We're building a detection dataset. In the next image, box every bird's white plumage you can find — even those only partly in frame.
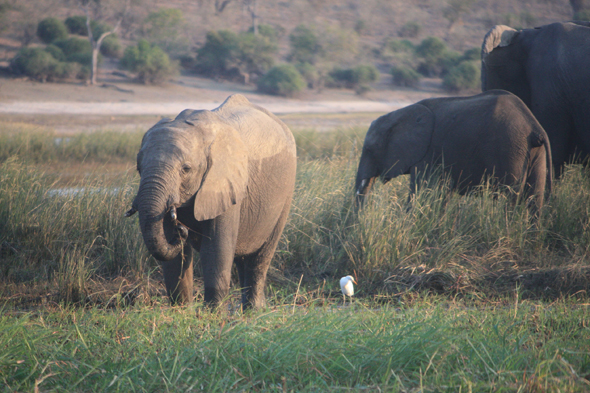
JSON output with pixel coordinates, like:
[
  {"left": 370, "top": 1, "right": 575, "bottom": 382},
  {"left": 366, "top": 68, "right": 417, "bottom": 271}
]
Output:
[{"left": 340, "top": 275, "right": 356, "bottom": 297}]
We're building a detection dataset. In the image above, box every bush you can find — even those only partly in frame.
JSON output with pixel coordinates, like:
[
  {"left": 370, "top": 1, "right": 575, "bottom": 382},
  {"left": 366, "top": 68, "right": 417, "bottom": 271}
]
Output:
[
  {"left": 249, "top": 24, "right": 284, "bottom": 43},
  {"left": 295, "top": 62, "right": 319, "bottom": 88},
  {"left": 442, "top": 61, "right": 481, "bottom": 92},
  {"left": 391, "top": 66, "right": 421, "bottom": 87},
  {"left": 327, "top": 64, "right": 379, "bottom": 89},
  {"left": 120, "top": 39, "right": 177, "bottom": 84},
  {"left": 399, "top": 21, "right": 421, "bottom": 38},
  {"left": 461, "top": 47, "right": 480, "bottom": 62},
  {"left": 194, "top": 30, "right": 240, "bottom": 77},
  {"left": 574, "top": 10, "right": 590, "bottom": 21},
  {"left": 142, "top": 8, "right": 189, "bottom": 56},
  {"left": 100, "top": 35, "right": 122, "bottom": 58},
  {"left": 415, "top": 36, "right": 446, "bottom": 61},
  {"left": 44, "top": 44, "right": 66, "bottom": 62},
  {"left": 257, "top": 64, "right": 305, "bottom": 97},
  {"left": 194, "top": 30, "right": 277, "bottom": 81},
  {"left": 65, "top": 15, "right": 87, "bottom": 35},
  {"left": 53, "top": 37, "right": 92, "bottom": 57},
  {"left": 12, "top": 47, "right": 59, "bottom": 82},
  {"left": 289, "top": 25, "right": 321, "bottom": 64},
  {"left": 37, "top": 18, "right": 68, "bottom": 44}
]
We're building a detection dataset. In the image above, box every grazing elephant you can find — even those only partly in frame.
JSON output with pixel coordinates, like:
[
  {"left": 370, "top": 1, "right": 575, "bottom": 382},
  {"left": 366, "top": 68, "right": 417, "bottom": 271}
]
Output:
[
  {"left": 126, "top": 94, "right": 297, "bottom": 309},
  {"left": 481, "top": 21, "right": 590, "bottom": 173},
  {"left": 355, "top": 90, "right": 552, "bottom": 211}
]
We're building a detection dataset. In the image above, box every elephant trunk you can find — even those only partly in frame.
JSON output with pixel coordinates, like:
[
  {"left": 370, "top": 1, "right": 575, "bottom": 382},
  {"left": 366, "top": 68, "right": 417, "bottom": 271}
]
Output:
[
  {"left": 355, "top": 154, "right": 379, "bottom": 208},
  {"left": 137, "top": 176, "right": 184, "bottom": 262}
]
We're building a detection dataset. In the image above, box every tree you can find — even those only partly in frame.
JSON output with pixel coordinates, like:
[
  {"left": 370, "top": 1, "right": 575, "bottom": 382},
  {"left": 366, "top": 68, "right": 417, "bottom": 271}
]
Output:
[
  {"left": 73, "top": 0, "right": 131, "bottom": 85},
  {"left": 571, "top": 0, "right": 590, "bottom": 19},
  {"left": 142, "top": 8, "right": 189, "bottom": 56},
  {"left": 212, "top": 0, "right": 259, "bottom": 35}
]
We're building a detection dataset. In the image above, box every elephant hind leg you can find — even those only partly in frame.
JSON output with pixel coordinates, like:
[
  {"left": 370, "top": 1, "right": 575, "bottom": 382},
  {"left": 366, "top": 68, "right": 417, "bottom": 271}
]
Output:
[
  {"left": 161, "top": 242, "right": 194, "bottom": 305},
  {"left": 238, "top": 199, "right": 292, "bottom": 310}
]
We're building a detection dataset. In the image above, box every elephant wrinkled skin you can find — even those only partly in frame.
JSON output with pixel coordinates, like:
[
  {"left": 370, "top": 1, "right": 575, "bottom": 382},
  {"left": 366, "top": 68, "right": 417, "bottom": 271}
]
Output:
[
  {"left": 481, "top": 21, "right": 590, "bottom": 173},
  {"left": 355, "top": 90, "right": 552, "bottom": 212},
  {"left": 129, "top": 94, "right": 296, "bottom": 309}
]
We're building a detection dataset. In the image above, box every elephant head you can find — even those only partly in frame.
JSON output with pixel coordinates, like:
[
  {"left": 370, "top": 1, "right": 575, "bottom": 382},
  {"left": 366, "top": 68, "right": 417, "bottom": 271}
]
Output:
[
  {"left": 480, "top": 25, "right": 532, "bottom": 105},
  {"left": 355, "top": 104, "right": 435, "bottom": 204},
  {"left": 133, "top": 109, "right": 248, "bottom": 262}
]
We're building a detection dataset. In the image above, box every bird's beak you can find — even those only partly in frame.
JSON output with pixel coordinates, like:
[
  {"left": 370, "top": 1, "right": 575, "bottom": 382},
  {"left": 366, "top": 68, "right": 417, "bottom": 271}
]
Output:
[{"left": 352, "top": 279, "right": 357, "bottom": 284}]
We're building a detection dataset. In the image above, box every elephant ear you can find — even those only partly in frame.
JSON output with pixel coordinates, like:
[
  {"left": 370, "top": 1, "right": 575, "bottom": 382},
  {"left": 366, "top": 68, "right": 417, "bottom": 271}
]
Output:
[
  {"left": 193, "top": 126, "right": 249, "bottom": 221},
  {"left": 376, "top": 104, "right": 435, "bottom": 179},
  {"left": 481, "top": 25, "right": 518, "bottom": 59}
]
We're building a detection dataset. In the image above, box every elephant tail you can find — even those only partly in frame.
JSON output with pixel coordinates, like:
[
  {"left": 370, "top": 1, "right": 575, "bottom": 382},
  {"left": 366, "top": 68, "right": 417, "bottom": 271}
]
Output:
[{"left": 528, "top": 130, "right": 552, "bottom": 202}]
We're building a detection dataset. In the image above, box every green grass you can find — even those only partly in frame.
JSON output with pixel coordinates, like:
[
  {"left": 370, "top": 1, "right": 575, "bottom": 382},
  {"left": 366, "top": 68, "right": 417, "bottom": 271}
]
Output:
[
  {"left": 1, "top": 298, "right": 589, "bottom": 391},
  {"left": 1, "top": 120, "right": 590, "bottom": 390}
]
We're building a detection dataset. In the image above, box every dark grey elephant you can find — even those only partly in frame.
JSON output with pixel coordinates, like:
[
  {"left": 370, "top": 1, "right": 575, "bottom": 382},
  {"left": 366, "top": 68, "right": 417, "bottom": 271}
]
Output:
[
  {"left": 481, "top": 21, "right": 590, "bottom": 173},
  {"left": 126, "top": 94, "right": 297, "bottom": 309},
  {"left": 355, "top": 90, "right": 552, "bottom": 211}
]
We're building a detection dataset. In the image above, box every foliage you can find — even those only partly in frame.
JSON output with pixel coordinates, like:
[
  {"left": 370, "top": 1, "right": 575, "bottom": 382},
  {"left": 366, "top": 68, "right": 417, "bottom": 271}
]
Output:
[
  {"left": 194, "top": 30, "right": 277, "bottom": 80},
  {"left": 442, "top": 60, "right": 481, "bottom": 91},
  {"left": 295, "top": 62, "right": 319, "bottom": 88},
  {"left": 100, "top": 35, "right": 122, "bottom": 58},
  {"left": 574, "top": 9, "right": 590, "bottom": 21},
  {"left": 120, "top": 39, "right": 178, "bottom": 84},
  {"left": 399, "top": 21, "right": 421, "bottom": 38},
  {"left": 2, "top": 299, "right": 589, "bottom": 391},
  {"left": 289, "top": 24, "right": 321, "bottom": 64},
  {"left": 391, "top": 66, "right": 421, "bottom": 87},
  {"left": 327, "top": 64, "right": 379, "bottom": 89},
  {"left": 257, "top": 64, "right": 305, "bottom": 97},
  {"left": 53, "top": 37, "right": 92, "bottom": 57},
  {"left": 249, "top": 24, "right": 284, "bottom": 43},
  {"left": 44, "top": 44, "right": 66, "bottom": 62},
  {"left": 36, "top": 17, "right": 68, "bottom": 44},
  {"left": 64, "top": 15, "right": 87, "bottom": 35},
  {"left": 443, "top": 0, "right": 476, "bottom": 27},
  {"left": 142, "top": 8, "right": 189, "bottom": 56}
]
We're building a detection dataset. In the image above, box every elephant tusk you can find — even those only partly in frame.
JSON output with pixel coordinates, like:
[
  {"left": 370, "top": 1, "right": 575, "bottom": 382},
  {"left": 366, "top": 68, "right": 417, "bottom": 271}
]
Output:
[
  {"left": 356, "top": 179, "right": 367, "bottom": 195},
  {"left": 125, "top": 207, "right": 137, "bottom": 217},
  {"left": 170, "top": 206, "right": 177, "bottom": 221}
]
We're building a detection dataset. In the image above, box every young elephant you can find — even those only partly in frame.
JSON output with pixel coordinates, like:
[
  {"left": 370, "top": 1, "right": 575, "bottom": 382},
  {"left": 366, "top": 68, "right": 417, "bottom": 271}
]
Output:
[
  {"left": 355, "top": 90, "right": 552, "bottom": 211},
  {"left": 126, "top": 94, "right": 297, "bottom": 309}
]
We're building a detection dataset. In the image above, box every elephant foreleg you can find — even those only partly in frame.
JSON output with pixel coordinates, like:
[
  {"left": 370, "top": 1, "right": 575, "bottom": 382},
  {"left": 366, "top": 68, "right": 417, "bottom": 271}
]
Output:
[
  {"left": 161, "top": 242, "right": 194, "bottom": 305},
  {"left": 238, "top": 199, "right": 292, "bottom": 310},
  {"left": 200, "top": 205, "right": 241, "bottom": 307}
]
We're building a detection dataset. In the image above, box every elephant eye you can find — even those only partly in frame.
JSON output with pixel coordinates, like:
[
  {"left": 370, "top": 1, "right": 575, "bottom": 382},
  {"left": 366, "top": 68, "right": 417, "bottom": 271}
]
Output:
[{"left": 182, "top": 163, "right": 192, "bottom": 173}]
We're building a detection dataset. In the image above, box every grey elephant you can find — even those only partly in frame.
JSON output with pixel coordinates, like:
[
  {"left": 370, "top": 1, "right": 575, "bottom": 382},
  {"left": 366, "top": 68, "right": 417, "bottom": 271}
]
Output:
[
  {"left": 126, "top": 94, "right": 297, "bottom": 308},
  {"left": 355, "top": 90, "right": 552, "bottom": 211},
  {"left": 481, "top": 21, "right": 590, "bottom": 174}
]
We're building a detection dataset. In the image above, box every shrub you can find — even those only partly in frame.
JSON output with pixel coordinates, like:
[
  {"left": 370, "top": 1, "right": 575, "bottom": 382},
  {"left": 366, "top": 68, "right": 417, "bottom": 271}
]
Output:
[
  {"left": 415, "top": 36, "right": 446, "bottom": 61},
  {"left": 11, "top": 47, "right": 59, "bottom": 82},
  {"left": 391, "top": 66, "right": 421, "bottom": 87},
  {"left": 194, "top": 30, "right": 277, "bottom": 81},
  {"left": 36, "top": 17, "right": 68, "bottom": 44},
  {"left": 194, "top": 30, "right": 240, "bottom": 77},
  {"left": 248, "top": 24, "right": 284, "bottom": 43},
  {"left": 295, "top": 62, "right": 319, "bottom": 88},
  {"left": 461, "top": 47, "right": 480, "bottom": 62},
  {"left": 120, "top": 39, "right": 177, "bottom": 84},
  {"left": 44, "top": 44, "right": 66, "bottom": 62},
  {"left": 100, "top": 35, "right": 122, "bottom": 58},
  {"left": 289, "top": 25, "right": 321, "bottom": 64},
  {"left": 442, "top": 61, "right": 481, "bottom": 91},
  {"left": 328, "top": 64, "right": 379, "bottom": 89},
  {"left": 142, "top": 8, "right": 189, "bottom": 56},
  {"left": 257, "top": 64, "right": 305, "bottom": 97},
  {"left": 575, "top": 10, "right": 590, "bottom": 21},
  {"left": 53, "top": 37, "right": 92, "bottom": 57},
  {"left": 399, "top": 21, "right": 421, "bottom": 38},
  {"left": 65, "top": 15, "right": 87, "bottom": 35}
]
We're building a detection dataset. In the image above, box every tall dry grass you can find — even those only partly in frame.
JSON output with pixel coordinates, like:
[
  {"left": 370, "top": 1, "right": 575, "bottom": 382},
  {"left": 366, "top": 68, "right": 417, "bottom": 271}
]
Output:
[{"left": 1, "top": 124, "right": 589, "bottom": 303}]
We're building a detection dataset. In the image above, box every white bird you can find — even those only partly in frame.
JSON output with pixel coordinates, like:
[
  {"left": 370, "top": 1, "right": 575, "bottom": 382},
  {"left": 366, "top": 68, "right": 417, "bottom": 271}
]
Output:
[{"left": 340, "top": 275, "right": 357, "bottom": 305}]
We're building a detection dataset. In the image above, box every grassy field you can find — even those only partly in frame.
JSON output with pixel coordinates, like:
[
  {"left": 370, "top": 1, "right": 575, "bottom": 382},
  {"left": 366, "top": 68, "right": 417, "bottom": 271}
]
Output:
[{"left": 1, "top": 117, "right": 589, "bottom": 390}]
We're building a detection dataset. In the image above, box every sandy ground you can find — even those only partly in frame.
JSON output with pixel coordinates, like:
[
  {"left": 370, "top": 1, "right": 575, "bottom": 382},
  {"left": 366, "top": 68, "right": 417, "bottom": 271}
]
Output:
[{"left": 0, "top": 67, "right": 448, "bottom": 132}]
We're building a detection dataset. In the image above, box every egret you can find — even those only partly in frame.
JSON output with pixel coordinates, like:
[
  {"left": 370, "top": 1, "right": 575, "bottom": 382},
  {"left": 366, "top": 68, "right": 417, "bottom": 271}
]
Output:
[{"left": 340, "top": 275, "right": 357, "bottom": 305}]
